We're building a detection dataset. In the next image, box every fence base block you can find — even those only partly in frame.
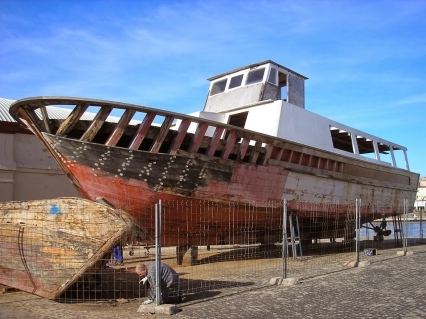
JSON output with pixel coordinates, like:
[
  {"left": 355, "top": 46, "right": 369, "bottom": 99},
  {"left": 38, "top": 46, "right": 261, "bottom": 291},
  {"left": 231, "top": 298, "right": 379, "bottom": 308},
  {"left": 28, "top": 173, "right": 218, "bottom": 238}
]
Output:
[
  {"left": 358, "top": 261, "right": 371, "bottom": 267},
  {"left": 137, "top": 303, "right": 179, "bottom": 315},
  {"left": 280, "top": 278, "right": 298, "bottom": 286}
]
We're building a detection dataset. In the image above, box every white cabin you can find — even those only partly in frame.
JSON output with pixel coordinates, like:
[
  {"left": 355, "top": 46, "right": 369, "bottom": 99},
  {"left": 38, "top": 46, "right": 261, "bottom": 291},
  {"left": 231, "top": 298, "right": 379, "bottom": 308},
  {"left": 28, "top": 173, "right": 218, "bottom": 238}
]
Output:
[{"left": 183, "top": 60, "right": 410, "bottom": 171}]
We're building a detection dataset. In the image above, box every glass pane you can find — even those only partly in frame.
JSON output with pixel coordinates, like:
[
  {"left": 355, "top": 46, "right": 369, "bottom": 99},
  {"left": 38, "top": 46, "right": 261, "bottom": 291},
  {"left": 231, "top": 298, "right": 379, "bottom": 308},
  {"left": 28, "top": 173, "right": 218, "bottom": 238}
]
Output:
[
  {"left": 245, "top": 68, "right": 265, "bottom": 85},
  {"left": 229, "top": 74, "right": 243, "bottom": 89},
  {"left": 268, "top": 68, "right": 278, "bottom": 85},
  {"left": 210, "top": 79, "right": 228, "bottom": 96}
]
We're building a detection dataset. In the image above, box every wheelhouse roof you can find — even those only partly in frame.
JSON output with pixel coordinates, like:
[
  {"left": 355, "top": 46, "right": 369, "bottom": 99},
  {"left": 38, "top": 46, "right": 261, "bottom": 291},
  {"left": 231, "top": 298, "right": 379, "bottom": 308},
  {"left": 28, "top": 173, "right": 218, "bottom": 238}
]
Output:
[{"left": 207, "top": 60, "right": 308, "bottom": 81}]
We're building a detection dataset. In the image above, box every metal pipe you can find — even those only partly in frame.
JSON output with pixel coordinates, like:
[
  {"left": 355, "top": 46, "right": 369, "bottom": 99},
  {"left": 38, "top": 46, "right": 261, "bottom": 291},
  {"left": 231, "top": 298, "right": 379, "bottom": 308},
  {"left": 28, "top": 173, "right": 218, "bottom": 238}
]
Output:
[
  {"left": 403, "top": 199, "right": 408, "bottom": 254},
  {"left": 282, "top": 199, "right": 288, "bottom": 279},
  {"left": 155, "top": 200, "right": 162, "bottom": 305},
  {"left": 355, "top": 198, "right": 360, "bottom": 263}
]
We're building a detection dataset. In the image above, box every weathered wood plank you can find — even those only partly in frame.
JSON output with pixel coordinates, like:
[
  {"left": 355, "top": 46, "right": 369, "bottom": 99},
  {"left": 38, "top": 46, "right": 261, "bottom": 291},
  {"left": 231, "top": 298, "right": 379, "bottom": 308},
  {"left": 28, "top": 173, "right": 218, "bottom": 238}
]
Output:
[
  {"left": 129, "top": 112, "right": 156, "bottom": 150},
  {"left": 206, "top": 126, "right": 225, "bottom": 157},
  {"left": 188, "top": 123, "right": 209, "bottom": 153},
  {"left": 40, "top": 104, "right": 51, "bottom": 134},
  {"left": 169, "top": 119, "right": 191, "bottom": 155},
  {"left": 55, "top": 102, "right": 90, "bottom": 136},
  {"left": 150, "top": 116, "right": 174, "bottom": 153},
  {"left": 105, "top": 109, "right": 137, "bottom": 146},
  {"left": 221, "top": 130, "right": 237, "bottom": 159},
  {"left": 80, "top": 106, "right": 113, "bottom": 142},
  {"left": 249, "top": 141, "right": 262, "bottom": 164}
]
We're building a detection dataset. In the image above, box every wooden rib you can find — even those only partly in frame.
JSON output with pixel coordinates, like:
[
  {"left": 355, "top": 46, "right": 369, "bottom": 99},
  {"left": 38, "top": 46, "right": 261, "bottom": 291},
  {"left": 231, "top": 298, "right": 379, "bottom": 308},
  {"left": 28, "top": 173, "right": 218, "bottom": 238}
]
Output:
[
  {"left": 80, "top": 106, "right": 113, "bottom": 142},
  {"left": 235, "top": 138, "right": 250, "bottom": 161},
  {"left": 188, "top": 123, "right": 208, "bottom": 153},
  {"left": 221, "top": 130, "right": 237, "bottom": 159},
  {"left": 150, "top": 116, "right": 174, "bottom": 153},
  {"left": 262, "top": 144, "right": 274, "bottom": 166},
  {"left": 275, "top": 147, "right": 284, "bottom": 161},
  {"left": 21, "top": 108, "right": 44, "bottom": 132},
  {"left": 169, "top": 119, "right": 191, "bottom": 155},
  {"left": 129, "top": 112, "right": 156, "bottom": 150},
  {"left": 249, "top": 141, "right": 262, "bottom": 164},
  {"left": 206, "top": 126, "right": 225, "bottom": 157},
  {"left": 55, "top": 102, "right": 90, "bottom": 136},
  {"left": 39, "top": 104, "right": 51, "bottom": 134},
  {"left": 105, "top": 109, "right": 136, "bottom": 147}
]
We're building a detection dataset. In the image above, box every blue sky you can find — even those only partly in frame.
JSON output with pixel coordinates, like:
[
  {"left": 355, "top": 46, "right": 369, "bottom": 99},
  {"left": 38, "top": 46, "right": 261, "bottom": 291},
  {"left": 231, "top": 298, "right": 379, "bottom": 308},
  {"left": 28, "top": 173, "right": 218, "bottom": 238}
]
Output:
[{"left": 1, "top": 0, "right": 425, "bottom": 178}]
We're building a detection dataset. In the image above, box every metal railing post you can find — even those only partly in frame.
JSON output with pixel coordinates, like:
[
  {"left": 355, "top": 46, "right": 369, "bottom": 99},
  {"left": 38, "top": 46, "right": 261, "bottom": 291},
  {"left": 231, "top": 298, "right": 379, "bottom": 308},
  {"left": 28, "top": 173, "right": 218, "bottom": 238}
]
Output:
[
  {"left": 355, "top": 198, "right": 361, "bottom": 263},
  {"left": 282, "top": 199, "right": 288, "bottom": 279},
  {"left": 155, "top": 200, "right": 162, "bottom": 305},
  {"left": 403, "top": 199, "right": 408, "bottom": 254}
]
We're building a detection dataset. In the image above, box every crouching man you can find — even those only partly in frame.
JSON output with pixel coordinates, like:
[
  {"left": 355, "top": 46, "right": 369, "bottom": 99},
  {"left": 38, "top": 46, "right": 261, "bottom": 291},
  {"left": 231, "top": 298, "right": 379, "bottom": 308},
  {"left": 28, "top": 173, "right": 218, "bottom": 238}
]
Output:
[{"left": 135, "top": 262, "right": 180, "bottom": 305}]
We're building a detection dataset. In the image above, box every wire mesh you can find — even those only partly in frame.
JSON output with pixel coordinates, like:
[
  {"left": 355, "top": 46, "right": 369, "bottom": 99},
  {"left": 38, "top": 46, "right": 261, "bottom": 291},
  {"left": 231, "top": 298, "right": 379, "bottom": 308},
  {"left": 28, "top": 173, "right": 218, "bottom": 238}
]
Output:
[{"left": 1, "top": 198, "right": 425, "bottom": 304}]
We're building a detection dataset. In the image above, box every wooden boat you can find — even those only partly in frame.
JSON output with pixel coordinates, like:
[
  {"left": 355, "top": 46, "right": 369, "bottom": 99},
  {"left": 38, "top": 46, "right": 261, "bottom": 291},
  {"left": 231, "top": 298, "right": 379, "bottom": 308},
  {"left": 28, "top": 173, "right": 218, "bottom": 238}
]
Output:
[
  {"left": 8, "top": 60, "right": 419, "bottom": 250},
  {"left": 0, "top": 197, "right": 148, "bottom": 299}
]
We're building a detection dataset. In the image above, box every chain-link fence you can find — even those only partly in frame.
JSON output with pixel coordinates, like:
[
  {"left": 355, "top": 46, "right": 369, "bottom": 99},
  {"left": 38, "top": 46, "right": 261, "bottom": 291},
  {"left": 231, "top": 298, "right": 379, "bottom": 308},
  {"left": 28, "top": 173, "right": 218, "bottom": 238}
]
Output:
[{"left": 1, "top": 198, "right": 425, "bottom": 304}]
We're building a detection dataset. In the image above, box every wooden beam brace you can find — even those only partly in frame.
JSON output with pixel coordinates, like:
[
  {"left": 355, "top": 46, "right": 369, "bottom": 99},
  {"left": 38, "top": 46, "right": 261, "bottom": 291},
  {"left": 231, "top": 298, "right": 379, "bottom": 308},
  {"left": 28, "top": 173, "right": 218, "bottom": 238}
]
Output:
[
  {"left": 236, "top": 138, "right": 250, "bottom": 161},
  {"left": 169, "top": 119, "right": 191, "bottom": 155},
  {"left": 55, "top": 102, "right": 90, "bottom": 136},
  {"left": 188, "top": 123, "right": 208, "bottom": 153},
  {"left": 40, "top": 104, "right": 51, "bottom": 134},
  {"left": 105, "top": 109, "right": 136, "bottom": 147},
  {"left": 249, "top": 141, "right": 262, "bottom": 164},
  {"left": 129, "top": 112, "right": 156, "bottom": 150},
  {"left": 221, "top": 130, "right": 237, "bottom": 159},
  {"left": 150, "top": 115, "right": 174, "bottom": 153},
  {"left": 80, "top": 106, "right": 113, "bottom": 142},
  {"left": 206, "top": 126, "right": 225, "bottom": 157},
  {"left": 262, "top": 144, "right": 273, "bottom": 166}
]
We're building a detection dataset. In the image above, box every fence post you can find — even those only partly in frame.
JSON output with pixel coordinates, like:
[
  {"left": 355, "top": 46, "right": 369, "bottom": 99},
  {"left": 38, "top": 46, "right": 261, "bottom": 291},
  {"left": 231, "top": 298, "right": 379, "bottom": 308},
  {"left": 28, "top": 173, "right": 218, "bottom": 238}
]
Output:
[
  {"left": 355, "top": 198, "right": 361, "bottom": 263},
  {"left": 155, "top": 200, "right": 162, "bottom": 305},
  {"left": 420, "top": 206, "right": 424, "bottom": 240},
  {"left": 403, "top": 199, "right": 408, "bottom": 254},
  {"left": 282, "top": 199, "right": 288, "bottom": 279}
]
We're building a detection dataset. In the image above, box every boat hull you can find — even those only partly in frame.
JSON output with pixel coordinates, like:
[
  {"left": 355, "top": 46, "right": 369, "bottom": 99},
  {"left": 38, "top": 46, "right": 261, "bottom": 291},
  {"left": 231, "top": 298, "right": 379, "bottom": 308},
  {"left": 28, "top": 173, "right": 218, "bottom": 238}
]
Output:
[
  {"left": 43, "top": 134, "right": 415, "bottom": 246},
  {"left": 0, "top": 197, "right": 145, "bottom": 299}
]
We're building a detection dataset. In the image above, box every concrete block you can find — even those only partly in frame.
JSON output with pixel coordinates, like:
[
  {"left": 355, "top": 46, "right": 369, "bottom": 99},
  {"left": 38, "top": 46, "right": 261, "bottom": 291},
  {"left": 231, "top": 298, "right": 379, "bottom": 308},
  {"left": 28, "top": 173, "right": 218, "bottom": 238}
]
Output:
[
  {"left": 137, "top": 303, "right": 179, "bottom": 315},
  {"left": 281, "top": 278, "right": 298, "bottom": 286},
  {"left": 406, "top": 251, "right": 414, "bottom": 256},
  {"left": 269, "top": 277, "right": 282, "bottom": 285},
  {"left": 396, "top": 251, "right": 406, "bottom": 256},
  {"left": 358, "top": 261, "right": 370, "bottom": 267},
  {"left": 343, "top": 260, "right": 358, "bottom": 268}
]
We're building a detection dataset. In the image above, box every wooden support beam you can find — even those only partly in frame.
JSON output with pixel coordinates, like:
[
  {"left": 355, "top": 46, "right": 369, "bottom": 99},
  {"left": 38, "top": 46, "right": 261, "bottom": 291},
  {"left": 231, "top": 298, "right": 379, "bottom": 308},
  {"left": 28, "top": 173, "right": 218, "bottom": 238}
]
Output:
[
  {"left": 206, "top": 126, "right": 225, "bottom": 157},
  {"left": 105, "top": 109, "right": 136, "bottom": 146},
  {"left": 150, "top": 116, "right": 174, "bottom": 153},
  {"left": 40, "top": 104, "right": 51, "bottom": 134},
  {"left": 21, "top": 109, "right": 43, "bottom": 132},
  {"left": 55, "top": 102, "right": 90, "bottom": 136},
  {"left": 169, "top": 119, "right": 191, "bottom": 155},
  {"left": 129, "top": 112, "right": 156, "bottom": 150},
  {"left": 236, "top": 138, "right": 250, "bottom": 161},
  {"left": 262, "top": 144, "right": 273, "bottom": 166},
  {"left": 275, "top": 147, "right": 284, "bottom": 161},
  {"left": 80, "top": 106, "right": 113, "bottom": 142},
  {"left": 221, "top": 130, "right": 237, "bottom": 159},
  {"left": 188, "top": 123, "right": 208, "bottom": 153},
  {"left": 249, "top": 141, "right": 262, "bottom": 164}
]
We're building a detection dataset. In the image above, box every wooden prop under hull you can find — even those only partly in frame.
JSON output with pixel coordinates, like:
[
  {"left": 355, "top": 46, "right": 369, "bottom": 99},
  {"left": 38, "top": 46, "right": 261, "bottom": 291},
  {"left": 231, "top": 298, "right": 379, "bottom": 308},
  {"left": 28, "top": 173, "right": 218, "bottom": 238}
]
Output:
[{"left": 0, "top": 197, "right": 147, "bottom": 299}]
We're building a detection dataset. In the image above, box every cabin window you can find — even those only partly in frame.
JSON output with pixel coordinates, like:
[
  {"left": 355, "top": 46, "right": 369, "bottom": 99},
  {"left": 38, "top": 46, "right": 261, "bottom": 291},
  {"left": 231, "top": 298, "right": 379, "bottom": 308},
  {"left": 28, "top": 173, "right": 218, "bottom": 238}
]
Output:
[
  {"left": 245, "top": 68, "right": 265, "bottom": 85},
  {"left": 268, "top": 68, "right": 278, "bottom": 85},
  {"left": 330, "top": 126, "right": 354, "bottom": 153},
  {"left": 356, "top": 135, "right": 376, "bottom": 159},
  {"left": 228, "top": 112, "right": 248, "bottom": 128},
  {"left": 210, "top": 79, "right": 228, "bottom": 96},
  {"left": 229, "top": 74, "right": 244, "bottom": 89}
]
